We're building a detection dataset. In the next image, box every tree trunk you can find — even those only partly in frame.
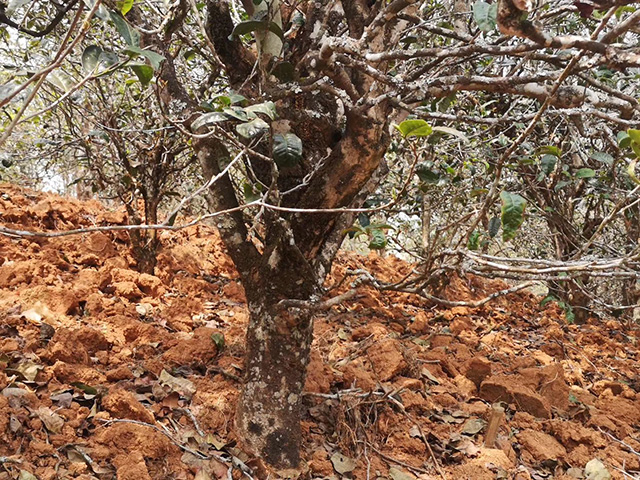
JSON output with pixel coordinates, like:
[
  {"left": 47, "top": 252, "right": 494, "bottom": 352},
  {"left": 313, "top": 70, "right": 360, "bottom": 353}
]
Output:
[
  {"left": 131, "top": 237, "right": 159, "bottom": 274},
  {"left": 236, "top": 296, "right": 314, "bottom": 475}
]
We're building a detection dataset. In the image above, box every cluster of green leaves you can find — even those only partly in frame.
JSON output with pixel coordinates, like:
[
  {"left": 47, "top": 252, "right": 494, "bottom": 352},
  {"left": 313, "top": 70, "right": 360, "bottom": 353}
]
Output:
[
  {"left": 619, "top": 129, "right": 640, "bottom": 184},
  {"left": 344, "top": 221, "right": 394, "bottom": 250},
  {"left": 230, "top": 9, "right": 284, "bottom": 42},
  {"left": 81, "top": 6, "right": 165, "bottom": 87},
  {"left": 194, "top": 96, "right": 303, "bottom": 169},
  {"left": 540, "top": 294, "right": 576, "bottom": 323}
]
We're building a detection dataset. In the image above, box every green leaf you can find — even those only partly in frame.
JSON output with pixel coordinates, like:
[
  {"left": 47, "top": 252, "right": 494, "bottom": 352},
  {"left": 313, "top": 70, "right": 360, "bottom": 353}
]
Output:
[
  {"left": 539, "top": 294, "right": 556, "bottom": 307},
  {"left": 628, "top": 158, "right": 640, "bottom": 185},
  {"left": 500, "top": 191, "right": 527, "bottom": 242},
  {"left": 123, "top": 46, "right": 165, "bottom": 70},
  {"left": 473, "top": 1, "right": 497, "bottom": 31},
  {"left": 488, "top": 216, "right": 500, "bottom": 238},
  {"left": 227, "top": 93, "right": 246, "bottom": 105},
  {"left": 230, "top": 19, "right": 268, "bottom": 38},
  {"left": 470, "top": 188, "right": 489, "bottom": 197},
  {"left": 575, "top": 168, "right": 596, "bottom": 179},
  {"left": 394, "top": 119, "right": 433, "bottom": 138},
  {"left": 560, "top": 301, "right": 575, "bottom": 323},
  {"left": 618, "top": 131, "right": 631, "bottom": 149},
  {"left": 47, "top": 71, "right": 74, "bottom": 91},
  {"left": 268, "top": 21, "right": 284, "bottom": 40},
  {"left": 367, "top": 223, "right": 394, "bottom": 230},
  {"left": 590, "top": 152, "right": 613, "bottom": 166},
  {"left": 222, "top": 106, "right": 249, "bottom": 121},
  {"left": 468, "top": 231, "right": 481, "bottom": 250},
  {"left": 166, "top": 211, "right": 178, "bottom": 227},
  {"left": 416, "top": 163, "right": 440, "bottom": 183},
  {"left": 129, "top": 63, "right": 153, "bottom": 87},
  {"left": 273, "top": 133, "right": 303, "bottom": 168},
  {"left": 236, "top": 118, "right": 269, "bottom": 139},
  {"left": 109, "top": 11, "right": 140, "bottom": 46},
  {"left": 117, "top": 0, "right": 134, "bottom": 15},
  {"left": 538, "top": 145, "right": 562, "bottom": 157},
  {"left": 81, "top": 45, "right": 103, "bottom": 73},
  {"left": 243, "top": 183, "right": 260, "bottom": 202},
  {"left": 98, "top": 51, "right": 120, "bottom": 69},
  {"left": 540, "top": 154, "right": 556, "bottom": 176},
  {"left": 211, "top": 333, "right": 225, "bottom": 350},
  {"left": 632, "top": 141, "right": 640, "bottom": 159},
  {"left": 70, "top": 382, "right": 98, "bottom": 395},
  {"left": 431, "top": 126, "right": 469, "bottom": 142},
  {"left": 343, "top": 225, "right": 365, "bottom": 239},
  {"left": 192, "top": 112, "right": 231, "bottom": 130},
  {"left": 245, "top": 101, "right": 277, "bottom": 120},
  {"left": 627, "top": 129, "right": 640, "bottom": 144},
  {"left": 368, "top": 228, "right": 387, "bottom": 250}
]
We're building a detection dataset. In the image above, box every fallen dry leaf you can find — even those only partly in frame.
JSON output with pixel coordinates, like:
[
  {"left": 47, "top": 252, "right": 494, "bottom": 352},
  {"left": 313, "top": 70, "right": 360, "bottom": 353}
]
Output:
[
  {"left": 584, "top": 459, "right": 610, "bottom": 480},
  {"left": 36, "top": 407, "right": 64, "bottom": 434},
  {"left": 330, "top": 452, "right": 357, "bottom": 474}
]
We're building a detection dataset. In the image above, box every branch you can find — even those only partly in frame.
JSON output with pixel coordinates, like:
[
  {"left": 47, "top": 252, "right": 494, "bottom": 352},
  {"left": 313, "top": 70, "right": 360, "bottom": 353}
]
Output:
[
  {"left": 0, "top": 0, "right": 79, "bottom": 37},
  {"left": 420, "top": 281, "right": 536, "bottom": 308},
  {"left": 277, "top": 288, "right": 360, "bottom": 311}
]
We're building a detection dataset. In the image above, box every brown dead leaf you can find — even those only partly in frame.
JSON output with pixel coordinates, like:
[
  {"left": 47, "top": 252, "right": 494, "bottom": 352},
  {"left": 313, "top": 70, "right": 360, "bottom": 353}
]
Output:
[
  {"left": 159, "top": 369, "right": 196, "bottom": 400},
  {"left": 15, "top": 360, "right": 43, "bottom": 381},
  {"left": 462, "top": 418, "right": 486, "bottom": 435},
  {"left": 330, "top": 452, "right": 357, "bottom": 474},
  {"left": 389, "top": 467, "right": 417, "bottom": 480},
  {"left": 36, "top": 406, "right": 64, "bottom": 433},
  {"left": 584, "top": 459, "right": 610, "bottom": 480},
  {"left": 18, "top": 471, "right": 38, "bottom": 480}
]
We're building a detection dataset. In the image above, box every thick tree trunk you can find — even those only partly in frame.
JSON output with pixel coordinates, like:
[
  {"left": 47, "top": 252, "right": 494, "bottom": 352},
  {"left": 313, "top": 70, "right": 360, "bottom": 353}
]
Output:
[{"left": 236, "top": 297, "right": 314, "bottom": 475}]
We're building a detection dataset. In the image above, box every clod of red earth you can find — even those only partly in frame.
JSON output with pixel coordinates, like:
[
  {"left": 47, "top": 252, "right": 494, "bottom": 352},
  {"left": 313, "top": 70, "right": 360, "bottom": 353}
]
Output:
[
  {"left": 480, "top": 375, "right": 552, "bottom": 418},
  {"left": 102, "top": 388, "right": 156, "bottom": 423},
  {"left": 4, "top": 183, "right": 640, "bottom": 479},
  {"left": 367, "top": 337, "right": 408, "bottom": 381},
  {"left": 517, "top": 429, "right": 567, "bottom": 463},
  {"left": 463, "top": 356, "right": 493, "bottom": 389}
]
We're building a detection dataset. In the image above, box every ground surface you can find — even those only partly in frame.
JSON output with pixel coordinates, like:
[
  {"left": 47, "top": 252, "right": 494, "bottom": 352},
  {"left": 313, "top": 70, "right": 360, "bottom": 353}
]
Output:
[{"left": 1, "top": 183, "right": 640, "bottom": 480}]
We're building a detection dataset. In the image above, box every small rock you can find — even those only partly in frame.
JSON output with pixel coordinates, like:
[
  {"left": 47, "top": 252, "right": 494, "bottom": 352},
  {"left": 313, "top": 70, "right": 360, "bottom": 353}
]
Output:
[{"left": 112, "top": 451, "right": 152, "bottom": 480}]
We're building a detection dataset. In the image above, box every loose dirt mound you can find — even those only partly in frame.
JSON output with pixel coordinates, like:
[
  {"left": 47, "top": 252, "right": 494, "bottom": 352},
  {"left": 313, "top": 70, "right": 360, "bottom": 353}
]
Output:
[{"left": 1, "top": 182, "right": 640, "bottom": 480}]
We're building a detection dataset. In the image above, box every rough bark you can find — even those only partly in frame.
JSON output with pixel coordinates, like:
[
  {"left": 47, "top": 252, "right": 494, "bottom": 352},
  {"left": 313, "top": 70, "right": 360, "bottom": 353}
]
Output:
[{"left": 236, "top": 292, "right": 316, "bottom": 476}]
